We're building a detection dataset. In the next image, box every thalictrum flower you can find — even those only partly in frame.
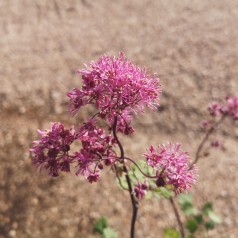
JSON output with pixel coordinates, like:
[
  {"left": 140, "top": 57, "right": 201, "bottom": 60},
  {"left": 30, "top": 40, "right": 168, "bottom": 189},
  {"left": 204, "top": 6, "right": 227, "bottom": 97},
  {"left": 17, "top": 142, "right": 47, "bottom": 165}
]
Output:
[
  {"left": 67, "top": 53, "right": 161, "bottom": 120},
  {"left": 144, "top": 143, "right": 197, "bottom": 194},
  {"left": 30, "top": 122, "right": 76, "bottom": 177}
]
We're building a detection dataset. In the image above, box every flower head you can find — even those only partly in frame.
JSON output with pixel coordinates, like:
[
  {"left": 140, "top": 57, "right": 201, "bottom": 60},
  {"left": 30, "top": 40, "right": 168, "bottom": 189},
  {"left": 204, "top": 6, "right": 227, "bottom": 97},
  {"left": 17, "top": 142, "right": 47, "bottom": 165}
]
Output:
[
  {"left": 67, "top": 53, "right": 161, "bottom": 118},
  {"left": 75, "top": 119, "right": 117, "bottom": 182},
  {"left": 30, "top": 122, "right": 76, "bottom": 177},
  {"left": 144, "top": 143, "right": 197, "bottom": 194}
]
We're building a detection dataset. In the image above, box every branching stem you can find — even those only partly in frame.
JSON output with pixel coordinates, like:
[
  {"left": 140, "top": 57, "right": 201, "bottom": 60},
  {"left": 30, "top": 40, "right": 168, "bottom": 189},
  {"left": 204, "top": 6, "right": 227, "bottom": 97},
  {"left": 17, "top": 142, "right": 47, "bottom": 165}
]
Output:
[{"left": 191, "top": 115, "right": 226, "bottom": 166}]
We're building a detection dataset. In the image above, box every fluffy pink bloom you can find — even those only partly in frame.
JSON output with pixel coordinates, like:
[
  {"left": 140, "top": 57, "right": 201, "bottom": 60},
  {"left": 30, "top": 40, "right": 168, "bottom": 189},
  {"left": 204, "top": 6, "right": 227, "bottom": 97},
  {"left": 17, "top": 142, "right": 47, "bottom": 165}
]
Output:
[
  {"left": 144, "top": 143, "right": 197, "bottom": 194},
  {"left": 134, "top": 181, "right": 148, "bottom": 199},
  {"left": 30, "top": 122, "right": 76, "bottom": 177},
  {"left": 67, "top": 53, "right": 161, "bottom": 118}
]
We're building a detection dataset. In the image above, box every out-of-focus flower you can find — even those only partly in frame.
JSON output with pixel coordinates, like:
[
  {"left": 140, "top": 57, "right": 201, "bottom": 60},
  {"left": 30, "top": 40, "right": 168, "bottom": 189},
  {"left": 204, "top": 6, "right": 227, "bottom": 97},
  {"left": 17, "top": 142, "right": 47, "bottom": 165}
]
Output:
[
  {"left": 144, "top": 143, "right": 196, "bottom": 194},
  {"left": 208, "top": 102, "right": 222, "bottom": 117},
  {"left": 222, "top": 96, "right": 238, "bottom": 120},
  {"left": 30, "top": 122, "right": 76, "bottom": 177},
  {"left": 211, "top": 140, "right": 222, "bottom": 148},
  {"left": 67, "top": 53, "right": 161, "bottom": 118}
]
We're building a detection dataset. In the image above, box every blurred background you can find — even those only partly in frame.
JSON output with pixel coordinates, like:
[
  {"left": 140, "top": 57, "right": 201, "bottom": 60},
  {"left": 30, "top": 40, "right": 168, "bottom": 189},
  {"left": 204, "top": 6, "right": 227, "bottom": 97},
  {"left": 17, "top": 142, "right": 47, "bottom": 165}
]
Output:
[{"left": 0, "top": 1, "right": 238, "bottom": 237}]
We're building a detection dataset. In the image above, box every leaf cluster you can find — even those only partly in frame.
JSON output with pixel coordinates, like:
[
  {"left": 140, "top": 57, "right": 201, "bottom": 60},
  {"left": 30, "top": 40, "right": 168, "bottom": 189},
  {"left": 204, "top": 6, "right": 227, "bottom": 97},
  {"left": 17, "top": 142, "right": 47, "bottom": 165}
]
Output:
[
  {"left": 92, "top": 217, "right": 117, "bottom": 238},
  {"left": 180, "top": 194, "right": 221, "bottom": 237}
]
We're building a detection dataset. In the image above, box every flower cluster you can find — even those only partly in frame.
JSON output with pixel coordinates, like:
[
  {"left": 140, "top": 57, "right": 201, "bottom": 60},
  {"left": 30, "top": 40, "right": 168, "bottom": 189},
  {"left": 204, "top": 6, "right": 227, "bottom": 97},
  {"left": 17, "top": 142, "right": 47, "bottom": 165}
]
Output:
[
  {"left": 208, "top": 96, "right": 238, "bottom": 120},
  {"left": 144, "top": 143, "right": 196, "bottom": 194},
  {"left": 30, "top": 120, "right": 117, "bottom": 183},
  {"left": 30, "top": 122, "right": 76, "bottom": 177},
  {"left": 67, "top": 53, "right": 161, "bottom": 128},
  {"left": 75, "top": 119, "right": 117, "bottom": 182},
  {"left": 30, "top": 53, "right": 197, "bottom": 196}
]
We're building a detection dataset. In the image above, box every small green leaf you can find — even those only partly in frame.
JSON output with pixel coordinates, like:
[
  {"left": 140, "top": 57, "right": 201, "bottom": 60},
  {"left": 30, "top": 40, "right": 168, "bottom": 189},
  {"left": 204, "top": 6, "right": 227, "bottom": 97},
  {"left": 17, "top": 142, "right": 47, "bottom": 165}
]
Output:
[
  {"left": 93, "top": 217, "right": 108, "bottom": 235},
  {"left": 103, "top": 227, "right": 117, "bottom": 238},
  {"left": 204, "top": 221, "right": 215, "bottom": 230},
  {"left": 131, "top": 164, "right": 145, "bottom": 180},
  {"left": 178, "top": 194, "right": 193, "bottom": 206},
  {"left": 194, "top": 214, "right": 203, "bottom": 224},
  {"left": 159, "top": 187, "right": 173, "bottom": 199},
  {"left": 207, "top": 211, "right": 222, "bottom": 224},
  {"left": 181, "top": 203, "right": 197, "bottom": 216},
  {"left": 178, "top": 194, "right": 197, "bottom": 216},
  {"left": 202, "top": 202, "right": 213, "bottom": 215},
  {"left": 163, "top": 227, "right": 180, "bottom": 238},
  {"left": 186, "top": 219, "right": 198, "bottom": 233},
  {"left": 187, "top": 235, "right": 196, "bottom": 238}
]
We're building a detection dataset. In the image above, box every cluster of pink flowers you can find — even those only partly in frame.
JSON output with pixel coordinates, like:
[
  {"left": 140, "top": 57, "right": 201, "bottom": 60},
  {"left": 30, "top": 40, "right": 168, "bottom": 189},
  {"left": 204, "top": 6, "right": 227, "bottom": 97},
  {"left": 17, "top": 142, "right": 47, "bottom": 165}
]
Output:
[
  {"left": 144, "top": 143, "right": 196, "bottom": 194},
  {"left": 30, "top": 52, "right": 197, "bottom": 196},
  {"left": 208, "top": 96, "right": 238, "bottom": 120},
  {"left": 30, "top": 121, "right": 117, "bottom": 183},
  {"left": 75, "top": 119, "right": 117, "bottom": 182},
  {"left": 67, "top": 53, "right": 161, "bottom": 134},
  {"left": 30, "top": 123, "right": 76, "bottom": 177}
]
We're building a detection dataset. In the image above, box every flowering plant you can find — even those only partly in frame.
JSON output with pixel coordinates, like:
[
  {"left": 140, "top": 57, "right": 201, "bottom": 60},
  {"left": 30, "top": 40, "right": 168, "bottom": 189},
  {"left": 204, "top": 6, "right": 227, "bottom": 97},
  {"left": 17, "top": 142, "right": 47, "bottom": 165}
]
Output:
[{"left": 30, "top": 53, "right": 238, "bottom": 237}]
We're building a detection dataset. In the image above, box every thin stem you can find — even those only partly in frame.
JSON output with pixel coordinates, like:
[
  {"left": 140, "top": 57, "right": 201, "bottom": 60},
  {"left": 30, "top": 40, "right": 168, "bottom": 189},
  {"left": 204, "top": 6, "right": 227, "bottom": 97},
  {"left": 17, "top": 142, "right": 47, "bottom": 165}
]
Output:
[
  {"left": 124, "top": 156, "right": 157, "bottom": 179},
  {"left": 112, "top": 116, "right": 124, "bottom": 159},
  {"left": 191, "top": 115, "right": 226, "bottom": 166},
  {"left": 112, "top": 116, "right": 138, "bottom": 238},
  {"left": 169, "top": 197, "right": 185, "bottom": 238}
]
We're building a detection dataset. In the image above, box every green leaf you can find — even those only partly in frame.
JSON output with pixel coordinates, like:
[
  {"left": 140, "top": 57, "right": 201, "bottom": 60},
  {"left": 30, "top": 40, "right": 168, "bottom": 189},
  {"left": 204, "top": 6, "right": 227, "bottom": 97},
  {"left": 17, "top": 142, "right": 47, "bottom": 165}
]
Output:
[
  {"left": 202, "top": 202, "right": 213, "bottom": 215},
  {"left": 159, "top": 187, "right": 173, "bottom": 199},
  {"left": 93, "top": 217, "right": 108, "bottom": 235},
  {"left": 201, "top": 202, "right": 221, "bottom": 224},
  {"left": 187, "top": 235, "right": 196, "bottom": 238},
  {"left": 103, "top": 227, "right": 117, "bottom": 238},
  {"left": 204, "top": 221, "right": 215, "bottom": 230},
  {"left": 131, "top": 164, "right": 145, "bottom": 180},
  {"left": 207, "top": 211, "right": 222, "bottom": 224},
  {"left": 194, "top": 214, "right": 203, "bottom": 224},
  {"left": 178, "top": 194, "right": 193, "bottom": 206},
  {"left": 163, "top": 227, "right": 180, "bottom": 238},
  {"left": 186, "top": 219, "right": 198, "bottom": 233},
  {"left": 178, "top": 194, "right": 197, "bottom": 216},
  {"left": 117, "top": 176, "right": 128, "bottom": 190}
]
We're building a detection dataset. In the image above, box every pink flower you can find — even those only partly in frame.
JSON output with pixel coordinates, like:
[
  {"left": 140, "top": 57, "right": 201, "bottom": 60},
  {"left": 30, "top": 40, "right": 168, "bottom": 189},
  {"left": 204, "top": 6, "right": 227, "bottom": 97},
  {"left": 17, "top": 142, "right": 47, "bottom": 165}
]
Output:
[
  {"left": 87, "top": 172, "right": 100, "bottom": 183},
  {"left": 30, "top": 122, "right": 76, "bottom": 177},
  {"left": 208, "top": 102, "right": 222, "bottom": 117},
  {"left": 75, "top": 120, "right": 117, "bottom": 182},
  {"left": 107, "top": 109, "right": 135, "bottom": 134},
  {"left": 67, "top": 53, "right": 161, "bottom": 118},
  {"left": 144, "top": 143, "right": 197, "bottom": 194},
  {"left": 211, "top": 140, "right": 222, "bottom": 148},
  {"left": 222, "top": 96, "right": 238, "bottom": 120},
  {"left": 134, "top": 181, "right": 148, "bottom": 199}
]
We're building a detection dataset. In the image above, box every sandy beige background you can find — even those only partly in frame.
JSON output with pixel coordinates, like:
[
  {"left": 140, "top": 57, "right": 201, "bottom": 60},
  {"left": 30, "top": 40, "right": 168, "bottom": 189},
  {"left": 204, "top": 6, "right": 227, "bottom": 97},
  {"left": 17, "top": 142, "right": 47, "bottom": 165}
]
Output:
[{"left": 0, "top": 1, "right": 238, "bottom": 237}]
